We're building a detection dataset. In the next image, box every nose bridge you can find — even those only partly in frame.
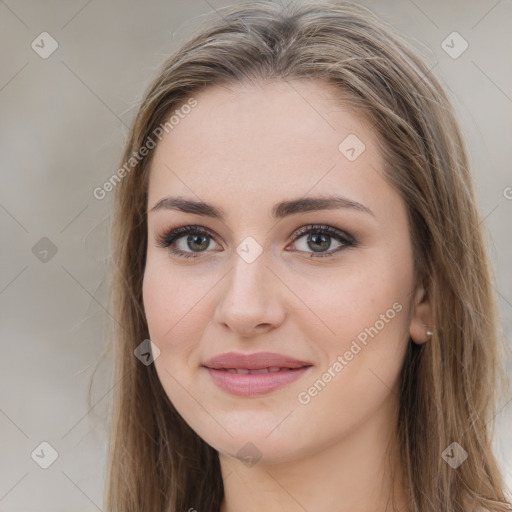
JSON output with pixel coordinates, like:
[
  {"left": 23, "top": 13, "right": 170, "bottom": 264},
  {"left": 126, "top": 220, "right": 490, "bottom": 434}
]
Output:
[
  {"left": 213, "top": 242, "right": 286, "bottom": 335},
  {"left": 229, "top": 247, "right": 268, "bottom": 299}
]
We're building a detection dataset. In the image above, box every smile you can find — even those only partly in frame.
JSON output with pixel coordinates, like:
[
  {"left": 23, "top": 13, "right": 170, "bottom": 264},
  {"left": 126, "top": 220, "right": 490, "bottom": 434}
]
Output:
[
  {"left": 202, "top": 351, "right": 313, "bottom": 396},
  {"left": 217, "top": 366, "right": 292, "bottom": 374}
]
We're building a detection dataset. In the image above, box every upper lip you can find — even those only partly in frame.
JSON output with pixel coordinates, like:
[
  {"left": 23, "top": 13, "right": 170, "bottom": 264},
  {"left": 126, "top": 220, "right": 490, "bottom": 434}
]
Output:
[{"left": 202, "top": 351, "right": 312, "bottom": 370}]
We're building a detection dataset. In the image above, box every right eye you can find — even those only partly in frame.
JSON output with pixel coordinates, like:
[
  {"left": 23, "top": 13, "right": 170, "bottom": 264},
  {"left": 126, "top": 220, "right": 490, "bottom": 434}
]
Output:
[{"left": 156, "top": 225, "right": 222, "bottom": 259}]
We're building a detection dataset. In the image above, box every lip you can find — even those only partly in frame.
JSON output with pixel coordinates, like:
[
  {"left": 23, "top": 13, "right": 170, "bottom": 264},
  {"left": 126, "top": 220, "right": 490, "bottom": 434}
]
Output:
[{"left": 202, "top": 351, "right": 313, "bottom": 396}]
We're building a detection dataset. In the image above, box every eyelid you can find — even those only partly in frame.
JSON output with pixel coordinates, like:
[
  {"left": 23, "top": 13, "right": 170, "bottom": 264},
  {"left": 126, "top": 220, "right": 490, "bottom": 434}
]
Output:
[
  {"left": 289, "top": 224, "right": 355, "bottom": 245},
  {"left": 155, "top": 224, "right": 220, "bottom": 250},
  {"left": 155, "top": 223, "right": 355, "bottom": 259}
]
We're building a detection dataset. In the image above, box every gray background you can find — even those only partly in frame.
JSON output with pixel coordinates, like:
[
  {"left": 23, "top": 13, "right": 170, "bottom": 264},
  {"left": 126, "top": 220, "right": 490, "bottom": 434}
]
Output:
[{"left": 0, "top": 0, "right": 510, "bottom": 510}]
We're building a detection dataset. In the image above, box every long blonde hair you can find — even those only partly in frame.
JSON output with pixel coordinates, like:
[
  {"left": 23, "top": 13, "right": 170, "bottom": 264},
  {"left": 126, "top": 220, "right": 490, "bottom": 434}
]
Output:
[{"left": 104, "top": 1, "right": 511, "bottom": 510}]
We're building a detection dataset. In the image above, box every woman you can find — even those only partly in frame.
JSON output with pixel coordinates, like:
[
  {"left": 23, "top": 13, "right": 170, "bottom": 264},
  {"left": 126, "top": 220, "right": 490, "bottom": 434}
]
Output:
[{"left": 104, "top": 1, "right": 511, "bottom": 510}]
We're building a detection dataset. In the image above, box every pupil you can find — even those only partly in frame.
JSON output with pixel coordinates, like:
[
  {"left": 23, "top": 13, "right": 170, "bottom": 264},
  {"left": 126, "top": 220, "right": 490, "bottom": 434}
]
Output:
[
  {"left": 308, "top": 233, "right": 330, "bottom": 252},
  {"left": 188, "top": 234, "right": 209, "bottom": 251}
]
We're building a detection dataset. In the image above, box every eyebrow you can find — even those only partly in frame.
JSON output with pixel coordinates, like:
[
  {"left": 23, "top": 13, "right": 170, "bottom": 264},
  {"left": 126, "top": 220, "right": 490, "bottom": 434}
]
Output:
[{"left": 149, "top": 195, "right": 374, "bottom": 220}]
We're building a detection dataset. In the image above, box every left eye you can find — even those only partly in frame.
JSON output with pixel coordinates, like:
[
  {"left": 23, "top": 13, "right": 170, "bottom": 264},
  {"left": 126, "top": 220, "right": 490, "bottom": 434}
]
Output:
[
  {"left": 288, "top": 224, "right": 355, "bottom": 258},
  {"left": 156, "top": 224, "right": 355, "bottom": 259}
]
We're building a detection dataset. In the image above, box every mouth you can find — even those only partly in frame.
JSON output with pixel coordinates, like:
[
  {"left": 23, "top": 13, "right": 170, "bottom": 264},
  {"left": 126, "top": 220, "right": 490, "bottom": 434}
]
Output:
[
  {"left": 214, "top": 366, "right": 301, "bottom": 374},
  {"left": 202, "top": 351, "right": 313, "bottom": 396}
]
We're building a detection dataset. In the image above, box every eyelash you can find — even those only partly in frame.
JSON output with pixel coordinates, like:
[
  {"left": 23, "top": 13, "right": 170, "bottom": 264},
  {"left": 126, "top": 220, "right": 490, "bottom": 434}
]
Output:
[{"left": 155, "top": 224, "right": 356, "bottom": 260}]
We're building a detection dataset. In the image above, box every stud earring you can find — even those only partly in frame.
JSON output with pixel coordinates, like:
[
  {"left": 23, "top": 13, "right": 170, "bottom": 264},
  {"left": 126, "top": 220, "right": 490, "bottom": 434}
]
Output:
[{"left": 426, "top": 330, "right": 433, "bottom": 336}]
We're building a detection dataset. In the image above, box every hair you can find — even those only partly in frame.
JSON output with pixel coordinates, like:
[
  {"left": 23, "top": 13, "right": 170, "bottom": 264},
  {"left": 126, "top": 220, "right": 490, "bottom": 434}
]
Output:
[{"left": 103, "top": 1, "right": 511, "bottom": 511}]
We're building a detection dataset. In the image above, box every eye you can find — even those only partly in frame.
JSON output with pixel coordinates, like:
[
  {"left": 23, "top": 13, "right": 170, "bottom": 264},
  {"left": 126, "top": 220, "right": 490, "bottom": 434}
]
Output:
[
  {"left": 156, "top": 223, "right": 356, "bottom": 260},
  {"left": 288, "top": 224, "right": 355, "bottom": 258},
  {"left": 156, "top": 225, "right": 221, "bottom": 259}
]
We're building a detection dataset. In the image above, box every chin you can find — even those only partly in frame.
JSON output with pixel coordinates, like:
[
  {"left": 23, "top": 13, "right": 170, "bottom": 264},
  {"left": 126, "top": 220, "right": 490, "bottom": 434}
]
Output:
[
  {"left": 190, "top": 416, "right": 312, "bottom": 467},
  {"left": 216, "top": 436, "right": 304, "bottom": 467}
]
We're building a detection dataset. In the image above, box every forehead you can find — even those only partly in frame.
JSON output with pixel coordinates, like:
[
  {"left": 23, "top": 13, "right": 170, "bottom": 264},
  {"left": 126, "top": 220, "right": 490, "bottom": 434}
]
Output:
[{"left": 147, "top": 79, "right": 392, "bottom": 218}]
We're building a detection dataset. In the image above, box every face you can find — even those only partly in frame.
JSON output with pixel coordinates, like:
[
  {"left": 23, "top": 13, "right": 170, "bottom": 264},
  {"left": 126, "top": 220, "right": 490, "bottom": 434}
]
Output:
[{"left": 142, "top": 80, "right": 430, "bottom": 465}]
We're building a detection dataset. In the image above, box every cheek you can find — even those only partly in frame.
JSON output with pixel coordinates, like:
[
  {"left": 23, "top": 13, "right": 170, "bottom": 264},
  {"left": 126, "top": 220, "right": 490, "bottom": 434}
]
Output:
[
  {"left": 143, "top": 260, "right": 210, "bottom": 342},
  {"left": 142, "top": 262, "right": 204, "bottom": 403},
  {"left": 295, "top": 252, "right": 413, "bottom": 405},
  {"left": 295, "top": 252, "right": 413, "bottom": 347},
  {"left": 293, "top": 271, "right": 411, "bottom": 448},
  {"left": 142, "top": 259, "right": 221, "bottom": 392}
]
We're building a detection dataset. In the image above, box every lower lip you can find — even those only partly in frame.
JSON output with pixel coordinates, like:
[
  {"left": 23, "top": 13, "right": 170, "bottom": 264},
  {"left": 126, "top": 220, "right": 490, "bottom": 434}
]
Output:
[{"left": 204, "top": 366, "right": 312, "bottom": 396}]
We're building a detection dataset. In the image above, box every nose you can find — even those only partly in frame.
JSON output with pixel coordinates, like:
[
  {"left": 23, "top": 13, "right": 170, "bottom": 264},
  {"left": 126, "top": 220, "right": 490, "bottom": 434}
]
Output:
[{"left": 212, "top": 249, "right": 287, "bottom": 338}]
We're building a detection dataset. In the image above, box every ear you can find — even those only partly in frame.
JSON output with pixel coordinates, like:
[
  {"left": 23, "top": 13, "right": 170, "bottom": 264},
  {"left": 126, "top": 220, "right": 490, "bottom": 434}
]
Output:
[{"left": 409, "top": 282, "right": 432, "bottom": 345}]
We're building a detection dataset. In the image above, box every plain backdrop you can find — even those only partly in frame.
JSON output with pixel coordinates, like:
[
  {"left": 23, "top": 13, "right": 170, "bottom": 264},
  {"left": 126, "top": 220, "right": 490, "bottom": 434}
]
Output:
[{"left": 0, "top": 0, "right": 511, "bottom": 510}]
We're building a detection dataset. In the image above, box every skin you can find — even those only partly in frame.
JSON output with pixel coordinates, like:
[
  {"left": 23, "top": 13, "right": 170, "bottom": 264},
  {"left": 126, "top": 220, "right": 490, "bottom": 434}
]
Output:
[{"left": 142, "top": 79, "right": 432, "bottom": 512}]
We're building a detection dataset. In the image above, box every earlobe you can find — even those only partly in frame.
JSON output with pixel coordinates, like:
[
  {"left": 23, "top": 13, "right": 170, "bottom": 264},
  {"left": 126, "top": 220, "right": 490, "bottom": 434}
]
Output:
[{"left": 409, "top": 285, "right": 433, "bottom": 345}]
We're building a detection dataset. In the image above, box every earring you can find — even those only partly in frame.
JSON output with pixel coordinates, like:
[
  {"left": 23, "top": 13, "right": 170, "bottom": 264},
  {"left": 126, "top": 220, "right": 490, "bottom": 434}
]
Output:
[{"left": 426, "top": 330, "right": 433, "bottom": 336}]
